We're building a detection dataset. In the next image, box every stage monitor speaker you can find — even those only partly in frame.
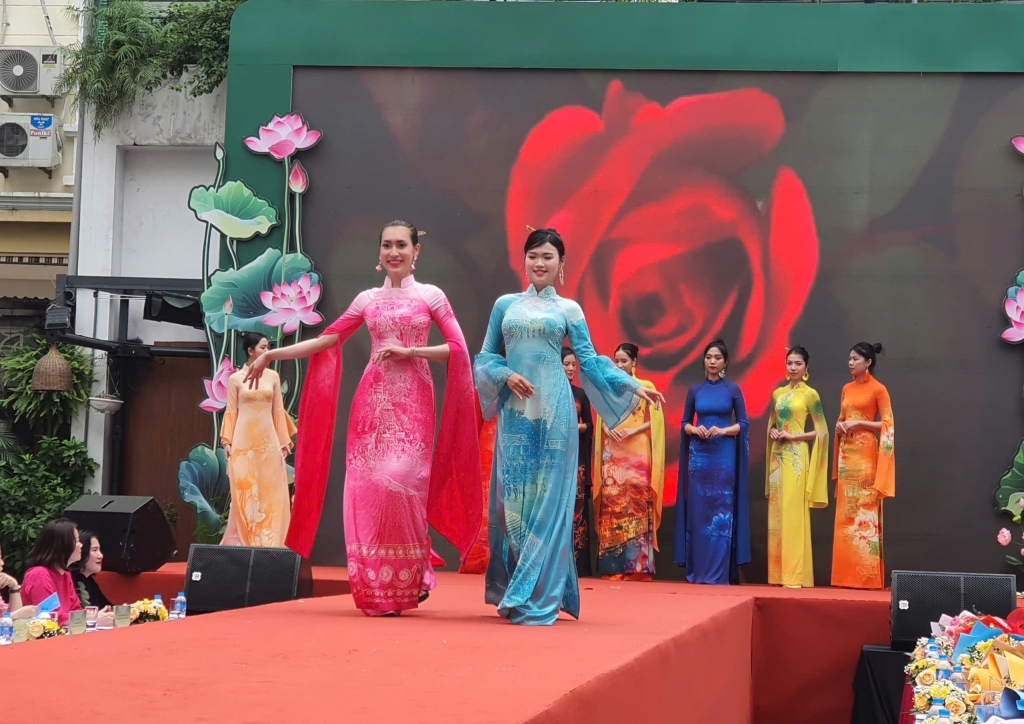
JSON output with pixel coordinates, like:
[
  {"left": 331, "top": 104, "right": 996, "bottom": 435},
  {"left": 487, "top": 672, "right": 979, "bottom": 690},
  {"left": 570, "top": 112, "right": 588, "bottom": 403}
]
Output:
[
  {"left": 890, "top": 570, "right": 1017, "bottom": 651},
  {"left": 63, "top": 495, "right": 176, "bottom": 574},
  {"left": 184, "top": 544, "right": 313, "bottom": 614}
]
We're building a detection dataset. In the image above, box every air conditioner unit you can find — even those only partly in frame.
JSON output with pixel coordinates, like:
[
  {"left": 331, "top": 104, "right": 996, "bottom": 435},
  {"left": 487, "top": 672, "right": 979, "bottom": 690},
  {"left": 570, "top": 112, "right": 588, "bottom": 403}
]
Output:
[
  {"left": 0, "top": 46, "right": 62, "bottom": 97},
  {"left": 0, "top": 113, "right": 62, "bottom": 177}
]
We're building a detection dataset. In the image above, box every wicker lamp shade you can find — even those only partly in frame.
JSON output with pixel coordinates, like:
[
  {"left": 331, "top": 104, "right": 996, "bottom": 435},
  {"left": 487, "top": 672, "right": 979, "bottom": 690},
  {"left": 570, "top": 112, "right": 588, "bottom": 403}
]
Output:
[{"left": 31, "top": 344, "right": 74, "bottom": 392}]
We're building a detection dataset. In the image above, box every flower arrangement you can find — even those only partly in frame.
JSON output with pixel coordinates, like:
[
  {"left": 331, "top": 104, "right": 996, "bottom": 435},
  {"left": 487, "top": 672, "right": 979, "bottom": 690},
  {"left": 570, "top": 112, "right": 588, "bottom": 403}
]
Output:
[
  {"left": 903, "top": 611, "right": 1024, "bottom": 724},
  {"left": 130, "top": 599, "right": 169, "bottom": 625},
  {"left": 28, "top": 618, "right": 66, "bottom": 639}
]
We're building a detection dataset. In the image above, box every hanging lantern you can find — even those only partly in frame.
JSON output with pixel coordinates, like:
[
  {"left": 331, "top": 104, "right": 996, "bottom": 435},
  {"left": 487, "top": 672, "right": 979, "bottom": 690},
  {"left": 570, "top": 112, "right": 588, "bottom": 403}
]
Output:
[{"left": 31, "top": 344, "right": 74, "bottom": 392}]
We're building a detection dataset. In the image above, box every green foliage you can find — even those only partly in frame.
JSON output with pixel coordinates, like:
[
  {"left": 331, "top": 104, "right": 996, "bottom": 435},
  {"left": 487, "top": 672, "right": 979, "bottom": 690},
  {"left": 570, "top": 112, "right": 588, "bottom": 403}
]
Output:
[
  {"left": 161, "top": 0, "right": 245, "bottom": 98},
  {"left": 0, "top": 336, "right": 93, "bottom": 438},
  {"left": 0, "top": 437, "right": 97, "bottom": 578},
  {"left": 56, "top": 0, "right": 245, "bottom": 136},
  {"left": 0, "top": 424, "right": 23, "bottom": 468},
  {"left": 55, "top": 0, "right": 167, "bottom": 135}
]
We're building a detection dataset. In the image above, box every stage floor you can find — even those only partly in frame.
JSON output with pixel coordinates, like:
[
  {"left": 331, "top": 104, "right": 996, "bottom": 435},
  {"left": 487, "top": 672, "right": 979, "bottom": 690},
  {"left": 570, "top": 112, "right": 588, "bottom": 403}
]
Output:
[{"left": 6, "top": 572, "right": 890, "bottom": 724}]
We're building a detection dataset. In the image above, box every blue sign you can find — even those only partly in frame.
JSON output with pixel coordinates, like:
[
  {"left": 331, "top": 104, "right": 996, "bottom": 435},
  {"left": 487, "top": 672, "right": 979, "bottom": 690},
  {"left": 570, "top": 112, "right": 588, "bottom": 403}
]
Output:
[{"left": 29, "top": 115, "right": 53, "bottom": 130}]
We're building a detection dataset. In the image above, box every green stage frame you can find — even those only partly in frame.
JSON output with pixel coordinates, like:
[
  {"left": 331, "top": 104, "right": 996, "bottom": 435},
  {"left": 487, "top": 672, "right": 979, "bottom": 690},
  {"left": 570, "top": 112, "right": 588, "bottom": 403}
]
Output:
[{"left": 225, "top": 0, "right": 1024, "bottom": 260}]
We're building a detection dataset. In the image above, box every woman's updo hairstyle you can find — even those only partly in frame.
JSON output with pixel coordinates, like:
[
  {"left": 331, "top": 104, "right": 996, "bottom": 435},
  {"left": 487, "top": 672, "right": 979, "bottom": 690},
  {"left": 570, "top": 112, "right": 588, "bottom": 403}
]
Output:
[
  {"left": 242, "top": 332, "right": 268, "bottom": 357},
  {"left": 703, "top": 338, "right": 730, "bottom": 365},
  {"left": 615, "top": 343, "right": 639, "bottom": 361},
  {"left": 851, "top": 342, "right": 884, "bottom": 370},
  {"left": 380, "top": 219, "right": 421, "bottom": 246},
  {"left": 524, "top": 228, "right": 565, "bottom": 260},
  {"left": 561, "top": 346, "right": 576, "bottom": 362},
  {"left": 786, "top": 345, "right": 810, "bottom": 365}
]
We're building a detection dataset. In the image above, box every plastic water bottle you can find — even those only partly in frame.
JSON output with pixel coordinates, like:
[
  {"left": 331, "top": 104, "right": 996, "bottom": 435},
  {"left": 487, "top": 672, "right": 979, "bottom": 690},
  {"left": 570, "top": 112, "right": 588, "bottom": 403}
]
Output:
[
  {"left": 951, "top": 666, "right": 967, "bottom": 690},
  {"left": 936, "top": 654, "right": 952, "bottom": 680},
  {"left": 173, "top": 592, "right": 187, "bottom": 620},
  {"left": 935, "top": 708, "right": 952, "bottom": 724},
  {"left": 929, "top": 699, "right": 946, "bottom": 716},
  {"left": 153, "top": 594, "right": 165, "bottom": 616},
  {"left": 0, "top": 612, "right": 12, "bottom": 645}
]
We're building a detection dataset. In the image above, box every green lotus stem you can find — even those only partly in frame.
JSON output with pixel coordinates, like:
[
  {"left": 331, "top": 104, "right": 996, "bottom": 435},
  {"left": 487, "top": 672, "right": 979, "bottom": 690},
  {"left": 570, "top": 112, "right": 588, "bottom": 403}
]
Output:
[
  {"left": 226, "top": 236, "right": 239, "bottom": 270},
  {"left": 293, "top": 183, "right": 303, "bottom": 256},
  {"left": 204, "top": 145, "right": 226, "bottom": 446},
  {"left": 287, "top": 327, "right": 304, "bottom": 415},
  {"left": 282, "top": 157, "right": 292, "bottom": 275}
]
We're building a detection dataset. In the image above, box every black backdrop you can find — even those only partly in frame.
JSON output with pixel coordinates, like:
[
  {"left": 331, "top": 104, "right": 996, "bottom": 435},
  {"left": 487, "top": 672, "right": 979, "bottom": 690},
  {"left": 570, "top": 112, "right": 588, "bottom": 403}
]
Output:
[{"left": 291, "top": 67, "right": 1024, "bottom": 584}]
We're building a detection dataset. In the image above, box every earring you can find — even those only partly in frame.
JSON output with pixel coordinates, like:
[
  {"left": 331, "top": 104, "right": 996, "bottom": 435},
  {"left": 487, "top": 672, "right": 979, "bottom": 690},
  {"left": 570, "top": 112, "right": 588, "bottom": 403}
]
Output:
[
  {"left": 802, "top": 372, "right": 809, "bottom": 382},
  {"left": 559, "top": 267, "right": 565, "bottom": 285},
  {"left": 718, "top": 370, "right": 726, "bottom": 379},
  {"left": 375, "top": 263, "right": 383, "bottom": 272},
  {"left": 411, "top": 260, "right": 417, "bottom": 271}
]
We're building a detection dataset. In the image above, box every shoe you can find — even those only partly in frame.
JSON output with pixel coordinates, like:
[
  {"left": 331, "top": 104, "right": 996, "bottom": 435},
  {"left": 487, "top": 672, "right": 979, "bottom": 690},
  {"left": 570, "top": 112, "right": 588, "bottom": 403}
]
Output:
[{"left": 419, "top": 591, "right": 430, "bottom": 604}]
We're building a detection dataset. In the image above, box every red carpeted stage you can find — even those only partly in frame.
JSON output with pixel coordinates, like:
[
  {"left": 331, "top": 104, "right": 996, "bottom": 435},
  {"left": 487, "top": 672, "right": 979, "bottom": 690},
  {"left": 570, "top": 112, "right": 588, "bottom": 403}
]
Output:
[{"left": 8, "top": 571, "right": 890, "bottom": 724}]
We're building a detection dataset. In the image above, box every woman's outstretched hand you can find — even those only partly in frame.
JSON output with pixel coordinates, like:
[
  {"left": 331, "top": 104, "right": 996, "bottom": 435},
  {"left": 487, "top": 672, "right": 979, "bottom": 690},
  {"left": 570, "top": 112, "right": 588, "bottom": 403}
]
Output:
[
  {"left": 636, "top": 387, "right": 666, "bottom": 410},
  {"left": 245, "top": 353, "right": 272, "bottom": 389}
]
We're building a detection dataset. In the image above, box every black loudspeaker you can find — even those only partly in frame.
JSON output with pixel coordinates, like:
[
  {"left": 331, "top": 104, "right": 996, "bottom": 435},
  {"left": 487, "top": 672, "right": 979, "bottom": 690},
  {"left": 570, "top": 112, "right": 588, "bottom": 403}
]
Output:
[
  {"left": 890, "top": 570, "right": 1017, "bottom": 651},
  {"left": 184, "top": 544, "right": 313, "bottom": 614},
  {"left": 64, "top": 495, "right": 176, "bottom": 574}
]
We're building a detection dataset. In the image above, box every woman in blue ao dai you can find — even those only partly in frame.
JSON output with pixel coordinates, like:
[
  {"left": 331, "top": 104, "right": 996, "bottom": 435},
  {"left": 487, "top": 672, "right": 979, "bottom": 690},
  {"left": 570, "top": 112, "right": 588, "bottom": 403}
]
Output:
[
  {"left": 673, "top": 339, "right": 751, "bottom": 585},
  {"left": 474, "top": 229, "right": 665, "bottom": 625}
]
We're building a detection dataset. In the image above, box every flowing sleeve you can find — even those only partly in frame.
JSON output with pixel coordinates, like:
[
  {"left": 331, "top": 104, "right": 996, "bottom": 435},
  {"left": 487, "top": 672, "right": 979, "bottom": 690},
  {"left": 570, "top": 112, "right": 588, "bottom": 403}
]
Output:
[
  {"left": 731, "top": 381, "right": 752, "bottom": 567},
  {"left": 591, "top": 404, "right": 604, "bottom": 504},
  {"left": 765, "top": 389, "right": 779, "bottom": 497},
  {"left": 219, "top": 375, "right": 239, "bottom": 447},
  {"left": 422, "top": 285, "right": 484, "bottom": 559},
  {"left": 562, "top": 299, "right": 640, "bottom": 427},
  {"left": 271, "top": 372, "right": 297, "bottom": 450},
  {"left": 832, "top": 387, "right": 846, "bottom": 481},
  {"left": 473, "top": 295, "right": 515, "bottom": 420},
  {"left": 805, "top": 387, "right": 829, "bottom": 509},
  {"left": 673, "top": 384, "right": 699, "bottom": 566},
  {"left": 644, "top": 379, "right": 667, "bottom": 551},
  {"left": 579, "top": 386, "right": 594, "bottom": 438},
  {"left": 285, "top": 292, "right": 368, "bottom": 558},
  {"left": 873, "top": 383, "right": 895, "bottom": 499}
]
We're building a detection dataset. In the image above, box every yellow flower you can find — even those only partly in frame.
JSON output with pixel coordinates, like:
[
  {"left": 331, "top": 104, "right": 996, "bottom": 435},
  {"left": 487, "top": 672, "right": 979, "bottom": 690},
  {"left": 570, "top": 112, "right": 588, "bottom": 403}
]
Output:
[
  {"left": 946, "top": 698, "right": 967, "bottom": 717},
  {"left": 913, "top": 693, "right": 932, "bottom": 711},
  {"left": 158, "top": 607, "right": 168, "bottom": 621},
  {"left": 129, "top": 607, "right": 139, "bottom": 622},
  {"left": 917, "top": 669, "right": 937, "bottom": 687},
  {"left": 28, "top": 620, "right": 45, "bottom": 639}
]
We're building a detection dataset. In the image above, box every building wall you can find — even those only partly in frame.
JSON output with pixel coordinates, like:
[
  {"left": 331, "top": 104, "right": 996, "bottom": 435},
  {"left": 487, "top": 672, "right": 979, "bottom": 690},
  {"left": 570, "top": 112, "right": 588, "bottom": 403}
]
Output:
[
  {"left": 1, "top": 0, "right": 83, "bottom": 296},
  {"left": 72, "top": 82, "right": 226, "bottom": 491}
]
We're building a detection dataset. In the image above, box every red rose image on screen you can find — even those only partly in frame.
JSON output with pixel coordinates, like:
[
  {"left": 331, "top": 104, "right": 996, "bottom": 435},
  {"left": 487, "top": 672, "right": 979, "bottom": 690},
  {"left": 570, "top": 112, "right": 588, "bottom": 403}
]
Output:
[{"left": 505, "top": 80, "right": 819, "bottom": 503}]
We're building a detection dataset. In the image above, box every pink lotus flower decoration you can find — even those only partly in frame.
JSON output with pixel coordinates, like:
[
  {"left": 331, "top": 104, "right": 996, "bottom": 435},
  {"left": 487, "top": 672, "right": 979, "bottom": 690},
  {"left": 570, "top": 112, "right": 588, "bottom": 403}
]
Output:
[
  {"left": 244, "top": 114, "right": 322, "bottom": 161},
  {"left": 289, "top": 161, "right": 308, "bottom": 194},
  {"left": 200, "top": 357, "right": 237, "bottom": 413},
  {"left": 1003, "top": 288, "right": 1024, "bottom": 342},
  {"left": 998, "top": 528, "right": 1012, "bottom": 546},
  {"left": 261, "top": 274, "right": 323, "bottom": 333},
  {"left": 1013, "top": 136, "right": 1024, "bottom": 156}
]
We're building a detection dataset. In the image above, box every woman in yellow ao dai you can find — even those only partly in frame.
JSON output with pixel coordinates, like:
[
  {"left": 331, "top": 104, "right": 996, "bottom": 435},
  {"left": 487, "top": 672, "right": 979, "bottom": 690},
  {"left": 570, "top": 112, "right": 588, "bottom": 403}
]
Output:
[{"left": 765, "top": 347, "right": 828, "bottom": 588}]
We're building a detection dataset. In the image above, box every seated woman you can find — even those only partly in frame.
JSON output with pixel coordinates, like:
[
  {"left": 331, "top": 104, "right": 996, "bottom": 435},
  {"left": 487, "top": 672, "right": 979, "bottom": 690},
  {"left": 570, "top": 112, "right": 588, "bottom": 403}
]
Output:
[
  {"left": 21, "top": 518, "right": 84, "bottom": 627},
  {"left": 0, "top": 542, "right": 37, "bottom": 620},
  {"left": 72, "top": 530, "right": 113, "bottom": 610}
]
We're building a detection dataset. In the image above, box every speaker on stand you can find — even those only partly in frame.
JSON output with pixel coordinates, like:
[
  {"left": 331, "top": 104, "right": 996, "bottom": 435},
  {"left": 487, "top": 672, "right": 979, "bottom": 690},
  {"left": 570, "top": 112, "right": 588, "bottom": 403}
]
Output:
[
  {"left": 63, "top": 495, "right": 176, "bottom": 574},
  {"left": 184, "top": 544, "right": 313, "bottom": 614},
  {"left": 890, "top": 570, "right": 1017, "bottom": 651}
]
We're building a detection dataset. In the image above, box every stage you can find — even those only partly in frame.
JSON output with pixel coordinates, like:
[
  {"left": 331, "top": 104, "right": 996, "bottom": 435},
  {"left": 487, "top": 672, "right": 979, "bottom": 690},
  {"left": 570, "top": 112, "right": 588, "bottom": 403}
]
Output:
[{"left": 7, "top": 571, "right": 890, "bottom": 724}]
